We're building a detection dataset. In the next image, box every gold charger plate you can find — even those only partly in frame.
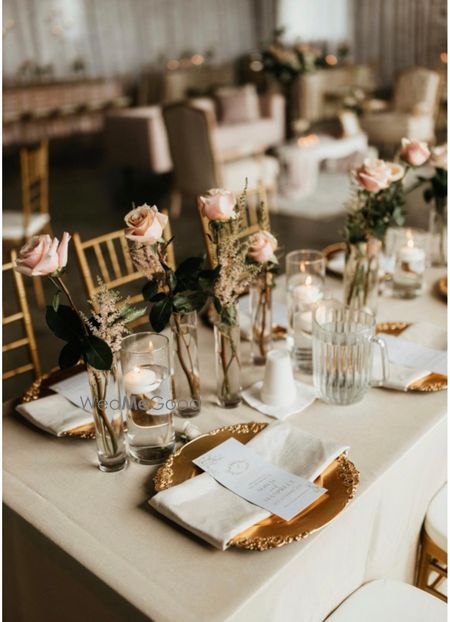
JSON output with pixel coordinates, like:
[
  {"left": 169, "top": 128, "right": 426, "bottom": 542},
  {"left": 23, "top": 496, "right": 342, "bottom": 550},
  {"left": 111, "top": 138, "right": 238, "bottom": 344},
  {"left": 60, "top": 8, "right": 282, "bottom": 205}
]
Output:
[
  {"left": 376, "top": 322, "right": 447, "bottom": 392},
  {"left": 154, "top": 422, "right": 359, "bottom": 551},
  {"left": 19, "top": 365, "right": 95, "bottom": 439}
]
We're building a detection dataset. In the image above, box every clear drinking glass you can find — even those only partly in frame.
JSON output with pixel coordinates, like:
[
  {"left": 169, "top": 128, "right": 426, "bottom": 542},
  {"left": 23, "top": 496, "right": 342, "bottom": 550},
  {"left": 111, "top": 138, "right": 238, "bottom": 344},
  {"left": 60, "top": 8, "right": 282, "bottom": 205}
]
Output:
[
  {"left": 391, "top": 228, "right": 429, "bottom": 299},
  {"left": 286, "top": 250, "right": 325, "bottom": 372},
  {"left": 312, "top": 300, "right": 389, "bottom": 405},
  {"left": 120, "top": 333, "right": 175, "bottom": 464}
]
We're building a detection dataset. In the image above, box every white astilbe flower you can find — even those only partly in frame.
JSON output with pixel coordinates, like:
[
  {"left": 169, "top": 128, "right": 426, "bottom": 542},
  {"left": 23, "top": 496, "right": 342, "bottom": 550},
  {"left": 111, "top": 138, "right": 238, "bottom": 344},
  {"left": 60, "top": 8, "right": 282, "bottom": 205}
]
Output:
[
  {"left": 129, "top": 241, "right": 164, "bottom": 280},
  {"left": 82, "top": 280, "right": 136, "bottom": 353}
]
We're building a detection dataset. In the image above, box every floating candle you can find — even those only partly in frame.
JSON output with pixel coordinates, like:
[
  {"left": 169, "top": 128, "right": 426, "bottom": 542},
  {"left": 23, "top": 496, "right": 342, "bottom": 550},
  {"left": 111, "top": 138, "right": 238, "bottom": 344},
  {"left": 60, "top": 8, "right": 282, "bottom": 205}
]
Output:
[
  {"left": 293, "top": 275, "right": 324, "bottom": 305},
  {"left": 124, "top": 367, "right": 157, "bottom": 394}
]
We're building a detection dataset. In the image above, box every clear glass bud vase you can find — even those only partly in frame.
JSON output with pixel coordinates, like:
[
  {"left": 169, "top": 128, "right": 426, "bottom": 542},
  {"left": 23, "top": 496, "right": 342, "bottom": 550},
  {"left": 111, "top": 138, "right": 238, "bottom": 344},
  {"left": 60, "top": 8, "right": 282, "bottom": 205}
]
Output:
[
  {"left": 87, "top": 361, "right": 127, "bottom": 472},
  {"left": 214, "top": 312, "right": 242, "bottom": 408},
  {"left": 343, "top": 239, "right": 381, "bottom": 314},
  {"left": 429, "top": 204, "right": 447, "bottom": 266},
  {"left": 249, "top": 273, "right": 273, "bottom": 365},
  {"left": 170, "top": 311, "right": 201, "bottom": 417}
]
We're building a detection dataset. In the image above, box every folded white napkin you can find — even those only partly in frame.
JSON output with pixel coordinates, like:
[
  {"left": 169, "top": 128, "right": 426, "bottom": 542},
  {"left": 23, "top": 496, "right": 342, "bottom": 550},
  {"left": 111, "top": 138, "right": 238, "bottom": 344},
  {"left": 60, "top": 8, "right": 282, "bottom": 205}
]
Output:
[
  {"left": 379, "top": 322, "right": 447, "bottom": 391},
  {"left": 150, "top": 421, "right": 348, "bottom": 550},
  {"left": 242, "top": 380, "right": 316, "bottom": 419},
  {"left": 16, "top": 394, "right": 202, "bottom": 440},
  {"left": 16, "top": 394, "right": 93, "bottom": 436}
]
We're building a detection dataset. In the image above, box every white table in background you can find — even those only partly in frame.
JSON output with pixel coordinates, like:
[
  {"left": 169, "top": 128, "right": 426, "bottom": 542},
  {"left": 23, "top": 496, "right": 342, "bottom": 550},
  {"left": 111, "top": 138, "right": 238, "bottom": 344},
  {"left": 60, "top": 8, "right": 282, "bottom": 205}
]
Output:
[{"left": 3, "top": 268, "right": 447, "bottom": 622}]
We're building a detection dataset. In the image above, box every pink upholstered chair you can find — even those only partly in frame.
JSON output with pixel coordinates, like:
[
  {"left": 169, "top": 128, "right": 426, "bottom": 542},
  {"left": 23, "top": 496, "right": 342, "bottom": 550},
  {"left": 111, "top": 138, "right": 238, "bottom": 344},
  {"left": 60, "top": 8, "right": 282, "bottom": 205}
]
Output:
[
  {"left": 361, "top": 67, "right": 441, "bottom": 153},
  {"left": 163, "top": 101, "right": 279, "bottom": 215}
]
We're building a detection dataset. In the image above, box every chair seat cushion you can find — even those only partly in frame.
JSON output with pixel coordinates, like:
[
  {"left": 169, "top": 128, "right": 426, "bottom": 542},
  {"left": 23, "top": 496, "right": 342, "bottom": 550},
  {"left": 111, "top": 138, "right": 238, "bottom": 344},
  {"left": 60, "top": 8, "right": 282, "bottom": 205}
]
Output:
[
  {"left": 2, "top": 212, "right": 50, "bottom": 240},
  {"left": 360, "top": 112, "right": 434, "bottom": 143},
  {"left": 425, "top": 484, "right": 447, "bottom": 552},
  {"left": 222, "top": 155, "right": 279, "bottom": 194},
  {"left": 216, "top": 119, "right": 284, "bottom": 160},
  {"left": 326, "top": 579, "right": 446, "bottom": 622}
]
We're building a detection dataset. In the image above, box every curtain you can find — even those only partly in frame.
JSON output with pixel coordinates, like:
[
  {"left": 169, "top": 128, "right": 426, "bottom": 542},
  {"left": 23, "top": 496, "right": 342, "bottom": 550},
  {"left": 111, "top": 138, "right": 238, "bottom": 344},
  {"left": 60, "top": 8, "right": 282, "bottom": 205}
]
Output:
[
  {"left": 2, "top": 0, "right": 258, "bottom": 80},
  {"left": 354, "top": 0, "right": 447, "bottom": 86}
]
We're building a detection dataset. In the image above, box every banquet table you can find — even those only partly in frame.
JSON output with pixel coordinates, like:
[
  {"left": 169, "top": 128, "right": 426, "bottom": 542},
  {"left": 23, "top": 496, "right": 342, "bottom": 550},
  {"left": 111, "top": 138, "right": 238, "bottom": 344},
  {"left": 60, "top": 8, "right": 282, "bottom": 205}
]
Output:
[{"left": 3, "top": 267, "right": 447, "bottom": 622}]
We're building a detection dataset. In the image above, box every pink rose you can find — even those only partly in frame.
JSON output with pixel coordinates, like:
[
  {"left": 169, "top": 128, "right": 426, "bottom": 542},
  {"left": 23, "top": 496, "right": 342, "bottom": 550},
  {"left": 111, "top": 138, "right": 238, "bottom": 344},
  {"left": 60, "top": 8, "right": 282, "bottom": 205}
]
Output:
[
  {"left": 124, "top": 204, "right": 168, "bottom": 243},
  {"left": 199, "top": 188, "right": 236, "bottom": 221},
  {"left": 386, "top": 162, "right": 405, "bottom": 183},
  {"left": 15, "top": 232, "right": 71, "bottom": 277},
  {"left": 353, "top": 159, "right": 392, "bottom": 192},
  {"left": 247, "top": 231, "right": 278, "bottom": 263},
  {"left": 400, "top": 138, "right": 430, "bottom": 167},
  {"left": 429, "top": 144, "right": 447, "bottom": 171}
]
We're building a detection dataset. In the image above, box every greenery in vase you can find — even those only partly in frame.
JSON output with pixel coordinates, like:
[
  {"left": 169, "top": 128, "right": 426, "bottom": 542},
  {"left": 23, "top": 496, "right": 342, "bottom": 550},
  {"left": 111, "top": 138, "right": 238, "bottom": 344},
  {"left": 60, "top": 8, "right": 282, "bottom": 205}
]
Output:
[
  {"left": 199, "top": 187, "right": 265, "bottom": 399},
  {"left": 124, "top": 203, "right": 216, "bottom": 402},
  {"left": 14, "top": 233, "right": 145, "bottom": 458}
]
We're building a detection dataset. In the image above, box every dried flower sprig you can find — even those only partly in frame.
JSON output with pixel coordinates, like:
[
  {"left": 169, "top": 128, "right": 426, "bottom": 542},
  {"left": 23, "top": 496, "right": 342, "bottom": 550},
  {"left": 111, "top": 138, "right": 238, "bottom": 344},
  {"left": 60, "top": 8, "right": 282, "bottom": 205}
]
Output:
[{"left": 81, "top": 279, "right": 146, "bottom": 353}]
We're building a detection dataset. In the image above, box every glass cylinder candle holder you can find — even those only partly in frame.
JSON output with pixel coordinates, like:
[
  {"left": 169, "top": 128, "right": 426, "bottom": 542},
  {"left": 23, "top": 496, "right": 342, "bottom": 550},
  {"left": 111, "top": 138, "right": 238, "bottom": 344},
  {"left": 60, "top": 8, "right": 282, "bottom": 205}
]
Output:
[
  {"left": 286, "top": 250, "right": 325, "bottom": 372},
  {"left": 120, "top": 333, "right": 175, "bottom": 465},
  {"left": 392, "top": 228, "right": 428, "bottom": 299}
]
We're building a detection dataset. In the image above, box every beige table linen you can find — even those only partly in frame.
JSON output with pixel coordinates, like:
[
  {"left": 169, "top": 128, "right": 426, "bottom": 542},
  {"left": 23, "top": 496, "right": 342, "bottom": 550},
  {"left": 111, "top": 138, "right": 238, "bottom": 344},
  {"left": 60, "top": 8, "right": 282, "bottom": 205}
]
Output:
[{"left": 3, "top": 267, "right": 447, "bottom": 622}]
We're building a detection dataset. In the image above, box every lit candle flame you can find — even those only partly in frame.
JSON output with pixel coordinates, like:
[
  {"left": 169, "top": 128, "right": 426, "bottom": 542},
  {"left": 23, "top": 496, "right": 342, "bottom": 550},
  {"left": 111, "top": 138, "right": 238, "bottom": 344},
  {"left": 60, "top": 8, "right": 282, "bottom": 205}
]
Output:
[{"left": 305, "top": 275, "right": 313, "bottom": 286}]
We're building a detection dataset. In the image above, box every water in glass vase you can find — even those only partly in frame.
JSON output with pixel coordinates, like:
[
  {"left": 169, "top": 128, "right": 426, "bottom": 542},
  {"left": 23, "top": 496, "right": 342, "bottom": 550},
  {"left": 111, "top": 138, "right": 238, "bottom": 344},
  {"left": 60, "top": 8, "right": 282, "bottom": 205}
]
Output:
[{"left": 123, "top": 364, "right": 175, "bottom": 464}]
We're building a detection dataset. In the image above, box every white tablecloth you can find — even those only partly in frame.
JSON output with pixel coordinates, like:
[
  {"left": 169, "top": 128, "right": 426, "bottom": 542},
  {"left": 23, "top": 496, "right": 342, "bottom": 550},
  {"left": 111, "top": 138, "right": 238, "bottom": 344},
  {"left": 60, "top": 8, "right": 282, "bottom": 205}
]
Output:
[{"left": 3, "top": 268, "right": 447, "bottom": 622}]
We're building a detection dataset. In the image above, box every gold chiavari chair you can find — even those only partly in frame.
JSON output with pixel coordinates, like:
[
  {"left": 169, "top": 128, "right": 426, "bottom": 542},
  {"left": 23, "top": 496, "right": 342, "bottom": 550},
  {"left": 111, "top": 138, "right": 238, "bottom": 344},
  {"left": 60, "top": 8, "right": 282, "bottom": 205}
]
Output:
[
  {"left": 3, "top": 140, "right": 51, "bottom": 308},
  {"left": 73, "top": 215, "right": 175, "bottom": 327},
  {"left": 197, "top": 181, "right": 272, "bottom": 267},
  {"left": 2, "top": 250, "right": 41, "bottom": 383}
]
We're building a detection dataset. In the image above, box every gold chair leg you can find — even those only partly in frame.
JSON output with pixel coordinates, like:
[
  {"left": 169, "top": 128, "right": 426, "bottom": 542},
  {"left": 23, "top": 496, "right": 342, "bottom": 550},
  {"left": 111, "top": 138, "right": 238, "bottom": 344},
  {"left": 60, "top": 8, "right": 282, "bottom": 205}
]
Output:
[
  {"left": 169, "top": 189, "right": 182, "bottom": 219},
  {"left": 416, "top": 541, "right": 431, "bottom": 590},
  {"left": 32, "top": 276, "right": 46, "bottom": 309}
]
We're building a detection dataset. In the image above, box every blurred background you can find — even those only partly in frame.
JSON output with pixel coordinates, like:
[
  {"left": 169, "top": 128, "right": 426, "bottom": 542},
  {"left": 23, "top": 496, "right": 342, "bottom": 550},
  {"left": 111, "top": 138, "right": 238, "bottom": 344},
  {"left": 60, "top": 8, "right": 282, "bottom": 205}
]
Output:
[{"left": 2, "top": 0, "right": 447, "bottom": 396}]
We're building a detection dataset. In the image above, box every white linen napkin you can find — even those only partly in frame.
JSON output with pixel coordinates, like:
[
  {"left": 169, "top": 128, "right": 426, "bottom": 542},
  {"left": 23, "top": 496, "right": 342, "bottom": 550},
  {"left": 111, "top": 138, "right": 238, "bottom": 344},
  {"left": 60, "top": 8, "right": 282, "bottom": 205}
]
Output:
[
  {"left": 16, "top": 394, "right": 93, "bottom": 436},
  {"left": 16, "top": 394, "right": 202, "bottom": 440},
  {"left": 379, "top": 322, "right": 447, "bottom": 391},
  {"left": 149, "top": 421, "right": 348, "bottom": 550},
  {"left": 242, "top": 380, "right": 316, "bottom": 419}
]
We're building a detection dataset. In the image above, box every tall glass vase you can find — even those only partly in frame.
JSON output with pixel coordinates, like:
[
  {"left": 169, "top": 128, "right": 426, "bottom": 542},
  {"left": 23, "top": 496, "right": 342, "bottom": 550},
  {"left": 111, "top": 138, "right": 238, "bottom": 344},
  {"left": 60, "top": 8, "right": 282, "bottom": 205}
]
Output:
[
  {"left": 87, "top": 361, "right": 127, "bottom": 472},
  {"left": 170, "top": 311, "right": 201, "bottom": 417},
  {"left": 343, "top": 239, "right": 381, "bottom": 314},
  {"left": 429, "top": 204, "right": 447, "bottom": 266},
  {"left": 249, "top": 273, "right": 273, "bottom": 365},
  {"left": 214, "top": 309, "right": 242, "bottom": 408}
]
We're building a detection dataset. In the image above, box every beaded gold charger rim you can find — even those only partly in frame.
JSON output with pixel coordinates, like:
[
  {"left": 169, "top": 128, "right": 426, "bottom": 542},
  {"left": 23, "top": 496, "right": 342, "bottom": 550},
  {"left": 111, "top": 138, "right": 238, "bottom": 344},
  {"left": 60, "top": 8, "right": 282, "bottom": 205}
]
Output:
[
  {"left": 376, "top": 322, "right": 447, "bottom": 392},
  {"left": 438, "top": 276, "right": 447, "bottom": 300},
  {"left": 323, "top": 242, "right": 347, "bottom": 278},
  {"left": 19, "top": 365, "right": 95, "bottom": 439},
  {"left": 153, "top": 422, "right": 359, "bottom": 551}
]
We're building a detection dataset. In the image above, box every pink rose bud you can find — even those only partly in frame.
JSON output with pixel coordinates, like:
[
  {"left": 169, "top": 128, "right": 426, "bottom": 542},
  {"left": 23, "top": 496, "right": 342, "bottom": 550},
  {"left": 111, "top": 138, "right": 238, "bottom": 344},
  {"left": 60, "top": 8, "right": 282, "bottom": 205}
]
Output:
[
  {"left": 400, "top": 138, "right": 431, "bottom": 167},
  {"left": 199, "top": 188, "right": 236, "bottom": 221},
  {"left": 124, "top": 204, "right": 168, "bottom": 244},
  {"left": 15, "top": 233, "right": 71, "bottom": 277},
  {"left": 247, "top": 231, "right": 278, "bottom": 263},
  {"left": 353, "top": 159, "right": 392, "bottom": 193}
]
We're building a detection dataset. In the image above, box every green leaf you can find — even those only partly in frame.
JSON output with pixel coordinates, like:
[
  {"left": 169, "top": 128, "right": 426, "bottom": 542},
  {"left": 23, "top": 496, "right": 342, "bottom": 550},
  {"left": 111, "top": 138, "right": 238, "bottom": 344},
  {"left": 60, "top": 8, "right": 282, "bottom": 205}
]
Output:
[
  {"left": 150, "top": 297, "right": 173, "bottom": 332},
  {"left": 82, "top": 336, "right": 113, "bottom": 371},
  {"left": 46, "top": 305, "right": 84, "bottom": 342},
  {"left": 59, "top": 341, "right": 82, "bottom": 370},
  {"left": 142, "top": 280, "right": 160, "bottom": 300},
  {"left": 52, "top": 291, "right": 60, "bottom": 312},
  {"left": 173, "top": 291, "right": 208, "bottom": 313},
  {"left": 167, "top": 269, "right": 177, "bottom": 292}
]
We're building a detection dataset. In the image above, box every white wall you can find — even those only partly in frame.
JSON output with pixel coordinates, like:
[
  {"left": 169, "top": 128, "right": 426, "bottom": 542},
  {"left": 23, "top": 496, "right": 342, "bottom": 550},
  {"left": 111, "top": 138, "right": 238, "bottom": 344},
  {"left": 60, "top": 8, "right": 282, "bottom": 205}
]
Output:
[{"left": 277, "top": 0, "right": 353, "bottom": 44}]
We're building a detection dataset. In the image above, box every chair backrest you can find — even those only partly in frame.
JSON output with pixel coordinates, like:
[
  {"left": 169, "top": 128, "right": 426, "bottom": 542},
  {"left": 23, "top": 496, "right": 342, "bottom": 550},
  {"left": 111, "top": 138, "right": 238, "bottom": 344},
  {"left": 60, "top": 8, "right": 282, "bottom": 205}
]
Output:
[
  {"left": 20, "top": 140, "right": 49, "bottom": 230},
  {"left": 197, "top": 182, "right": 272, "bottom": 267},
  {"left": 2, "top": 250, "right": 41, "bottom": 381},
  {"left": 73, "top": 216, "right": 175, "bottom": 313},
  {"left": 394, "top": 67, "right": 441, "bottom": 117},
  {"left": 163, "top": 102, "right": 221, "bottom": 200}
]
